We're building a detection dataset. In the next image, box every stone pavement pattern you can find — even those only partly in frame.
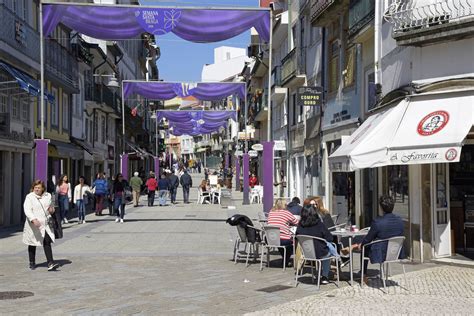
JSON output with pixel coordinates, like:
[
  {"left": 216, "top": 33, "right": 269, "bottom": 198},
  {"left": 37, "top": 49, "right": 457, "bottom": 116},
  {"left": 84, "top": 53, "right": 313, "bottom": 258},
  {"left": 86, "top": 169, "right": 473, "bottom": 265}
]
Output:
[
  {"left": 248, "top": 265, "right": 474, "bottom": 315},
  {"left": 0, "top": 173, "right": 469, "bottom": 314}
]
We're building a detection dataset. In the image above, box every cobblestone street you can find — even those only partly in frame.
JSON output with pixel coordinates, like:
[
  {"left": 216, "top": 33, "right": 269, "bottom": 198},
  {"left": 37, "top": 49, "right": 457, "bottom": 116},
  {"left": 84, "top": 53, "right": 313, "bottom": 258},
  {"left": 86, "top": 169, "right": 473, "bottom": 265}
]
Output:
[
  {"left": 248, "top": 265, "right": 474, "bottom": 315},
  {"left": 0, "top": 178, "right": 472, "bottom": 315}
]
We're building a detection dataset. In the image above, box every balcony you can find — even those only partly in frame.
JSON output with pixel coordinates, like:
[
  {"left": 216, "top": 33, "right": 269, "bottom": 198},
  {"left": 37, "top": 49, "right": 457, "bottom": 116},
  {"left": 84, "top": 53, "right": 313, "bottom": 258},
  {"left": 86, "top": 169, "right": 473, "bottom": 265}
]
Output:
[
  {"left": 85, "top": 83, "right": 121, "bottom": 117},
  {"left": 281, "top": 48, "right": 306, "bottom": 88},
  {"left": 0, "top": 4, "right": 40, "bottom": 64},
  {"left": 72, "top": 37, "right": 94, "bottom": 65},
  {"left": 311, "top": 0, "right": 350, "bottom": 26},
  {"left": 348, "top": 0, "right": 375, "bottom": 37},
  {"left": 45, "top": 40, "right": 79, "bottom": 92},
  {"left": 271, "top": 66, "right": 287, "bottom": 103},
  {"left": 385, "top": 0, "right": 474, "bottom": 46}
]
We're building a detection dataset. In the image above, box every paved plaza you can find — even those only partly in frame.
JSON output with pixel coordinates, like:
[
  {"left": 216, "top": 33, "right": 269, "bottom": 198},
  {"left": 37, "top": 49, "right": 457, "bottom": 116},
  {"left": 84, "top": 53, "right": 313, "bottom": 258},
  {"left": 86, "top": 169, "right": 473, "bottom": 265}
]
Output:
[{"left": 0, "top": 174, "right": 473, "bottom": 315}]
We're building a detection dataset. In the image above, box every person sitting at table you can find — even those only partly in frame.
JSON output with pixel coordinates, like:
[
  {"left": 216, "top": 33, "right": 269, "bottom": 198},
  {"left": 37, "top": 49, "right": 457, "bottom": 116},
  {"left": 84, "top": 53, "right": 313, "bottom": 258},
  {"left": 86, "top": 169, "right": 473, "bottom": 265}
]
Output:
[
  {"left": 267, "top": 198, "right": 298, "bottom": 267},
  {"left": 304, "top": 196, "right": 336, "bottom": 230},
  {"left": 351, "top": 195, "right": 404, "bottom": 283},
  {"left": 199, "top": 179, "right": 210, "bottom": 194},
  {"left": 296, "top": 204, "right": 334, "bottom": 285},
  {"left": 249, "top": 173, "right": 259, "bottom": 188},
  {"left": 287, "top": 197, "right": 303, "bottom": 216}
]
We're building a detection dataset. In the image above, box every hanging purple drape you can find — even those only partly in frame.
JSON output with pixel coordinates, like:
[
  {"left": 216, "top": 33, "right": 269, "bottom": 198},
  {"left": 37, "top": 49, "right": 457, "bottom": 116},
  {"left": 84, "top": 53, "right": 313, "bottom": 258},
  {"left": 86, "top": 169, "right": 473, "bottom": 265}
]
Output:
[
  {"left": 35, "top": 139, "right": 49, "bottom": 184},
  {"left": 157, "top": 111, "right": 237, "bottom": 122},
  {"left": 43, "top": 5, "right": 270, "bottom": 43},
  {"left": 124, "top": 82, "right": 245, "bottom": 101}
]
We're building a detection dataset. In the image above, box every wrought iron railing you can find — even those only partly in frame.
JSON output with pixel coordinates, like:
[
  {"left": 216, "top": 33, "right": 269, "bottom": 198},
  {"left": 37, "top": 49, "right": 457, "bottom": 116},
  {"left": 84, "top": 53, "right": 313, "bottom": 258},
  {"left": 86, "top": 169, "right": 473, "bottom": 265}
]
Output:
[
  {"left": 311, "top": 0, "right": 336, "bottom": 22},
  {"left": 45, "top": 39, "right": 79, "bottom": 90},
  {"left": 349, "top": 0, "right": 375, "bottom": 36},
  {"left": 384, "top": 0, "right": 474, "bottom": 33},
  {"left": 85, "top": 83, "right": 120, "bottom": 112},
  {"left": 281, "top": 47, "right": 306, "bottom": 85},
  {"left": 271, "top": 65, "right": 282, "bottom": 87},
  {"left": 0, "top": 4, "right": 40, "bottom": 63}
]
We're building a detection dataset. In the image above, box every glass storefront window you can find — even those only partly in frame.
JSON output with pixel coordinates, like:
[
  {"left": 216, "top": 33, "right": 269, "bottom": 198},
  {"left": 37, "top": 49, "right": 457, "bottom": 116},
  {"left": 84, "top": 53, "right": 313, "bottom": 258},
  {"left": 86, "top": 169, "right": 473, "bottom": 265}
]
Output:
[{"left": 383, "top": 165, "right": 409, "bottom": 220}]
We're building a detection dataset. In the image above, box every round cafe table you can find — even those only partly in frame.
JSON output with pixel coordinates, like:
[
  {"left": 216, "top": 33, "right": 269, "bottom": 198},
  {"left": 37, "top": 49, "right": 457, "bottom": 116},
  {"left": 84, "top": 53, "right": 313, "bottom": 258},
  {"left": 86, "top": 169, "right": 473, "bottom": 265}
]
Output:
[{"left": 331, "top": 229, "right": 368, "bottom": 286}]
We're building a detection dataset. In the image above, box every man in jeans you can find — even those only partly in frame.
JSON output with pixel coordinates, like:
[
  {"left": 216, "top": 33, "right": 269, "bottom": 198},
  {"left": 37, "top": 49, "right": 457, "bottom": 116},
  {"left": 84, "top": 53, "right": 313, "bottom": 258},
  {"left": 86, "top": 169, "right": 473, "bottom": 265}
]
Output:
[
  {"left": 167, "top": 170, "right": 179, "bottom": 204},
  {"left": 157, "top": 174, "right": 169, "bottom": 206},
  {"left": 129, "top": 171, "right": 143, "bottom": 207},
  {"left": 179, "top": 169, "right": 192, "bottom": 203}
]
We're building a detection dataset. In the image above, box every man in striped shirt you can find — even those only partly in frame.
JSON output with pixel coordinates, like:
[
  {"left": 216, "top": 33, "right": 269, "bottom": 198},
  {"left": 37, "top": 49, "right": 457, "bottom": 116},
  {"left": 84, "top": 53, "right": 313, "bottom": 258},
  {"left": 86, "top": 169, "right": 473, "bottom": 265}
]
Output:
[{"left": 267, "top": 198, "right": 299, "bottom": 266}]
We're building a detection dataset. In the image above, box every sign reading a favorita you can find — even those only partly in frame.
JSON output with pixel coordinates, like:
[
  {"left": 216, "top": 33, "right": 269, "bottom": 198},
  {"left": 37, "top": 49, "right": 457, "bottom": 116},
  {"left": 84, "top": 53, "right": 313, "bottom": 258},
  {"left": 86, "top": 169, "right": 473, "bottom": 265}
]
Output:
[{"left": 389, "top": 147, "right": 459, "bottom": 164}]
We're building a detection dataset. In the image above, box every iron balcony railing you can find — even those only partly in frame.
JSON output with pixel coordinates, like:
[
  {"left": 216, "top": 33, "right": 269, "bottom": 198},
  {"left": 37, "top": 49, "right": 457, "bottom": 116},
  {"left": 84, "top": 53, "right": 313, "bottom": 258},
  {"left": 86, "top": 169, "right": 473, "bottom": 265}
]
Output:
[
  {"left": 310, "top": 0, "right": 336, "bottom": 22},
  {"left": 349, "top": 0, "right": 375, "bottom": 36},
  {"left": 45, "top": 39, "right": 79, "bottom": 91},
  {"left": 385, "top": 0, "right": 474, "bottom": 33},
  {"left": 0, "top": 4, "right": 40, "bottom": 63},
  {"left": 281, "top": 47, "right": 306, "bottom": 85},
  {"left": 271, "top": 65, "right": 282, "bottom": 88},
  {"left": 85, "top": 83, "right": 121, "bottom": 113}
]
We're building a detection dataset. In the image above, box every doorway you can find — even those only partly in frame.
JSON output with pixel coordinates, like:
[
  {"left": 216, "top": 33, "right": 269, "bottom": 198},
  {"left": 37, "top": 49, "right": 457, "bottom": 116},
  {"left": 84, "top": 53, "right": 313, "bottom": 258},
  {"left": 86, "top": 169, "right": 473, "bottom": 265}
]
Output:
[{"left": 432, "top": 163, "right": 451, "bottom": 258}]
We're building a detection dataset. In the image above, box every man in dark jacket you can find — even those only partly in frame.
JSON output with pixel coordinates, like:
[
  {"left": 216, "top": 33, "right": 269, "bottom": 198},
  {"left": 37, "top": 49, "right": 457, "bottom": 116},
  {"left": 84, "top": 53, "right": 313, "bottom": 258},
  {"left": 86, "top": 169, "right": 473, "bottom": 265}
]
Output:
[
  {"left": 179, "top": 170, "right": 192, "bottom": 203},
  {"left": 355, "top": 195, "right": 404, "bottom": 278},
  {"left": 167, "top": 171, "right": 179, "bottom": 204},
  {"left": 287, "top": 197, "right": 303, "bottom": 216}
]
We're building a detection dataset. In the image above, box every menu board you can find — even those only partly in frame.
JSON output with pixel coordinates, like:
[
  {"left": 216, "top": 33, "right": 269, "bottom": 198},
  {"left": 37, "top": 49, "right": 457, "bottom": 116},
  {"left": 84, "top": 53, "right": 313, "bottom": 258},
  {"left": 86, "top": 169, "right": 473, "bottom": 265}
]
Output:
[{"left": 464, "top": 195, "right": 474, "bottom": 223}]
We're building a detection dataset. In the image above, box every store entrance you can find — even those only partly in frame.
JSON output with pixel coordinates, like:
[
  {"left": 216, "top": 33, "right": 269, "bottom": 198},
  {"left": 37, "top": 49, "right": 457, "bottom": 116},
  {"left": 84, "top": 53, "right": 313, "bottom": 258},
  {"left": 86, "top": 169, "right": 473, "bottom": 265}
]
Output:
[{"left": 449, "top": 144, "right": 474, "bottom": 260}]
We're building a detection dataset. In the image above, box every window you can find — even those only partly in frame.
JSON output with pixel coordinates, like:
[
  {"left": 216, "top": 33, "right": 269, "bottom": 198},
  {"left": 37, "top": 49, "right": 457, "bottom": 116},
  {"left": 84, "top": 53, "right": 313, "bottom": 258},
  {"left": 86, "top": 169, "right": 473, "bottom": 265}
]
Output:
[
  {"left": 366, "top": 71, "right": 376, "bottom": 111},
  {"left": 93, "top": 114, "right": 98, "bottom": 142},
  {"left": 328, "top": 40, "right": 340, "bottom": 93},
  {"left": 0, "top": 93, "right": 8, "bottom": 113},
  {"left": 343, "top": 46, "right": 356, "bottom": 88},
  {"left": 62, "top": 93, "right": 69, "bottom": 131},
  {"left": 51, "top": 88, "right": 58, "bottom": 127},
  {"left": 298, "top": 99, "right": 303, "bottom": 123},
  {"left": 21, "top": 98, "right": 29, "bottom": 122},
  {"left": 89, "top": 120, "right": 93, "bottom": 143},
  {"left": 101, "top": 116, "right": 106, "bottom": 144},
  {"left": 292, "top": 93, "right": 297, "bottom": 126},
  {"left": 12, "top": 97, "right": 20, "bottom": 120},
  {"left": 85, "top": 118, "right": 89, "bottom": 141}
]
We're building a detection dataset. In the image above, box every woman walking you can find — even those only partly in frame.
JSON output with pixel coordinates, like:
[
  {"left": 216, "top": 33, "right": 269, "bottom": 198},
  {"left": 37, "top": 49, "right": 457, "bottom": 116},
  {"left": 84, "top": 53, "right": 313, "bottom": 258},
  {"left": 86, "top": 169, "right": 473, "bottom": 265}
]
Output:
[
  {"left": 112, "top": 173, "right": 126, "bottom": 223},
  {"left": 56, "top": 174, "right": 71, "bottom": 224},
  {"left": 23, "top": 180, "right": 60, "bottom": 271},
  {"left": 92, "top": 172, "right": 108, "bottom": 216},
  {"left": 73, "top": 176, "right": 91, "bottom": 224}
]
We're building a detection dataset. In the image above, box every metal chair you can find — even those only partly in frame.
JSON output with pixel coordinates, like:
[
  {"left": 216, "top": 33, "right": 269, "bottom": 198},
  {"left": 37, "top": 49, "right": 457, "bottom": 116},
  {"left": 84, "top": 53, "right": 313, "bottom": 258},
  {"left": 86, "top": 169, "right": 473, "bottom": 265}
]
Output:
[
  {"left": 331, "top": 214, "right": 339, "bottom": 224},
  {"left": 361, "top": 236, "right": 407, "bottom": 291},
  {"left": 233, "top": 225, "right": 261, "bottom": 267},
  {"left": 295, "top": 235, "right": 341, "bottom": 289},
  {"left": 260, "top": 225, "right": 288, "bottom": 271}
]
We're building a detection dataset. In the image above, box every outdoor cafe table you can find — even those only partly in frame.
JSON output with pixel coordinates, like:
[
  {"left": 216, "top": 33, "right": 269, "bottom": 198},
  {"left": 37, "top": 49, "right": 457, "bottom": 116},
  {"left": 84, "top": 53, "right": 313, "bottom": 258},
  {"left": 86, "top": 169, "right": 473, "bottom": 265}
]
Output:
[{"left": 331, "top": 230, "right": 368, "bottom": 286}]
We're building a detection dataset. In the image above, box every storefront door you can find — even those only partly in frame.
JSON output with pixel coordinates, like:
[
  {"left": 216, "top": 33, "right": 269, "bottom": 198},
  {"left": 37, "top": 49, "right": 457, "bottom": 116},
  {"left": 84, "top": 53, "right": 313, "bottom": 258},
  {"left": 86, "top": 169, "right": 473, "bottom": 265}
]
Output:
[{"left": 432, "top": 163, "right": 451, "bottom": 258}]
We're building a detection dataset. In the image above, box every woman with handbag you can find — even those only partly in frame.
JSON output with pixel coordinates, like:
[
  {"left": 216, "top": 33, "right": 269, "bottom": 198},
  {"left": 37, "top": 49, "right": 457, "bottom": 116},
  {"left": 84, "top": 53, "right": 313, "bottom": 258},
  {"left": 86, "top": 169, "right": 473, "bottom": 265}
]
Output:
[
  {"left": 56, "top": 174, "right": 72, "bottom": 224},
  {"left": 23, "top": 180, "right": 60, "bottom": 271}
]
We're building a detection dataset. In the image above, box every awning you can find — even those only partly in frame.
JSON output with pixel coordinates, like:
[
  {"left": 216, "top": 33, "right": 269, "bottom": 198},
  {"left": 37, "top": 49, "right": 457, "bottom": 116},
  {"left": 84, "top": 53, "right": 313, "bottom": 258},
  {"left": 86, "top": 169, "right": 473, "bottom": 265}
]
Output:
[
  {"left": 329, "top": 90, "right": 474, "bottom": 171},
  {"left": 49, "top": 140, "right": 84, "bottom": 160},
  {"left": 0, "top": 62, "right": 54, "bottom": 103}
]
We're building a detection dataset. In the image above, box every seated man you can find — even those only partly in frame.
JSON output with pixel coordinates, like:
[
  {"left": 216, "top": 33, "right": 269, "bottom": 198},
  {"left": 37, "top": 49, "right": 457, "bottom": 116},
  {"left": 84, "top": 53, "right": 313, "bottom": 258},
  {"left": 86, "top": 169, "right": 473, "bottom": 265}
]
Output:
[
  {"left": 353, "top": 195, "right": 404, "bottom": 282},
  {"left": 287, "top": 197, "right": 303, "bottom": 216}
]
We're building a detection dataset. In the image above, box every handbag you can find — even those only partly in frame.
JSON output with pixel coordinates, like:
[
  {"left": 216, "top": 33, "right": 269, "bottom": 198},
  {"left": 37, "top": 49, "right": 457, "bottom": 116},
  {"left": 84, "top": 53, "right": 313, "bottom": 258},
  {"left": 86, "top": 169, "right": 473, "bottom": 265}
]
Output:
[{"left": 37, "top": 197, "right": 62, "bottom": 239}]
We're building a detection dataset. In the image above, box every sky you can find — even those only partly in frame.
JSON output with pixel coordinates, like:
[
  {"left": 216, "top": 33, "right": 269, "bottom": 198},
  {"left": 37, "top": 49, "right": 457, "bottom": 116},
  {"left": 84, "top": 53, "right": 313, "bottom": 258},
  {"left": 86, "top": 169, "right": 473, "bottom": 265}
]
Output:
[{"left": 139, "top": 0, "right": 259, "bottom": 82}]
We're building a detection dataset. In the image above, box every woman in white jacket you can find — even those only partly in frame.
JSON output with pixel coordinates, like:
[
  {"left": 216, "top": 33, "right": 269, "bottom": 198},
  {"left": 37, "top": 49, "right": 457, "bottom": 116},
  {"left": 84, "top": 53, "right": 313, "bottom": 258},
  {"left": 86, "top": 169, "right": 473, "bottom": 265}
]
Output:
[
  {"left": 73, "top": 176, "right": 91, "bottom": 224},
  {"left": 23, "top": 180, "right": 59, "bottom": 271}
]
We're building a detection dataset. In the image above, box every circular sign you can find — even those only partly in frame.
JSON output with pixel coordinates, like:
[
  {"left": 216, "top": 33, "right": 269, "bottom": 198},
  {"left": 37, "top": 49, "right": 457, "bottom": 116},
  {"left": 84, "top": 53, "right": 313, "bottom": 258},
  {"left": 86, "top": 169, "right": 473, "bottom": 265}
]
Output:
[
  {"left": 251, "top": 144, "right": 264, "bottom": 151},
  {"left": 417, "top": 110, "right": 449, "bottom": 136},
  {"left": 445, "top": 148, "right": 458, "bottom": 161}
]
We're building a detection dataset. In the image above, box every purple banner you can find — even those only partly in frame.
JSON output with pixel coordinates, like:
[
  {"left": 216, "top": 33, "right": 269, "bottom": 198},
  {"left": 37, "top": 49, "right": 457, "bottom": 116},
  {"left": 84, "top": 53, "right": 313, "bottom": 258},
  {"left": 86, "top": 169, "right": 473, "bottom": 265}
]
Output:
[
  {"left": 154, "top": 156, "right": 160, "bottom": 177},
  {"left": 262, "top": 141, "right": 274, "bottom": 214},
  {"left": 43, "top": 5, "right": 270, "bottom": 43},
  {"left": 242, "top": 153, "right": 250, "bottom": 205},
  {"left": 34, "top": 139, "right": 49, "bottom": 184},
  {"left": 121, "top": 154, "right": 129, "bottom": 181},
  {"left": 235, "top": 156, "right": 240, "bottom": 191},
  {"left": 124, "top": 82, "right": 245, "bottom": 101}
]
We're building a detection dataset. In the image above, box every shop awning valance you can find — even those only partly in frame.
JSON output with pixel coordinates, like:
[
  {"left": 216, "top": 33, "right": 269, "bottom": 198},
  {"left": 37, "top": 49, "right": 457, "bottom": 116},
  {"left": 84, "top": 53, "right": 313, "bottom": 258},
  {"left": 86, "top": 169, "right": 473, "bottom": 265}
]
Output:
[
  {"left": 124, "top": 82, "right": 245, "bottom": 101},
  {"left": 43, "top": 4, "right": 270, "bottom": 42},
  {"left": 329, "top": 90, "right": 474, "bottom": 171},
  {"left": 0, "top": 62, "right": 55, "bottom": 103}
]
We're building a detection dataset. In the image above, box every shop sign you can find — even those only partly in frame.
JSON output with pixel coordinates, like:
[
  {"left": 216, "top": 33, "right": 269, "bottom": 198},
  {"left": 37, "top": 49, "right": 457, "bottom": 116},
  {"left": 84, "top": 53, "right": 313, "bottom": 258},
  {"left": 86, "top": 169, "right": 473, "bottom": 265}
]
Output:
[
  {"left": 248, "top": 150, "right": 258, "bottom": 157},
  {"left": 417, "top": 110, "right": 449, "bottom": 136},
  {"left": 252, "top": 143, "right": 263, "bottom": 151},
  {"left": 296, "top": 86, "right": 323, "bottom": 107},
  {"left": 274, "top": 140, "right": 286, "bottom": 151},
  {"left": 389, "top": 147, "right": 460, "bottom": 164}
]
